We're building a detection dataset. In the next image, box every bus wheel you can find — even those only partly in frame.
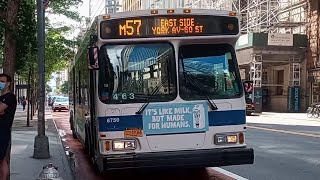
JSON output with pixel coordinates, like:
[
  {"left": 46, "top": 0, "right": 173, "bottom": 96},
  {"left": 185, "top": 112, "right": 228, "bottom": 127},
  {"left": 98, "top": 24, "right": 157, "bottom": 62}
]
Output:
[
  {"left": 84, "top": 125, "right": 93, "bottom": 157},
  {"left": 70, "top": 115, "right": 77, "bottom": 139},
  {"left": 84, "top": 131, "right": 90, "bottom": 155},
  {"left": 93, "top": 162, "right": 106, "bottom": 177}
]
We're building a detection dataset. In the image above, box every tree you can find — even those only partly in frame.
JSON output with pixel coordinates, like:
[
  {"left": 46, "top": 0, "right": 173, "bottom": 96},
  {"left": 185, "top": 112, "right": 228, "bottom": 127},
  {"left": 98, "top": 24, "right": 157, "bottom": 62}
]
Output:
[
  {"left": 48, "top": 0, "right": 82, "bottom": 21},
  {"left": 45, "top": 84, "right": 52, "bottom": 93},
  {"left": 0, "top": 0, "right": 38, "bottom": 84},
  {"left": 59, "top": 80, "right": 68, "bottom": 95},
  {"left": 44, "top": 26, "right": 75, "bottom": 81},
  {"left": 0, "top": 0, "right": 21, "bottom": 85},
  {"left": 0, "top": 0, "right": 83, "bottom": 83}
]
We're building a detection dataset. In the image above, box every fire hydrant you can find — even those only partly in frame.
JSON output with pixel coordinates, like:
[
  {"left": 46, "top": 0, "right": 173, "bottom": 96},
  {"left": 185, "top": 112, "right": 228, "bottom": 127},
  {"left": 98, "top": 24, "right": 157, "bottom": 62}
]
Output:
[{"left": 36, "top": 163, "right": 63, "bottom": 180}]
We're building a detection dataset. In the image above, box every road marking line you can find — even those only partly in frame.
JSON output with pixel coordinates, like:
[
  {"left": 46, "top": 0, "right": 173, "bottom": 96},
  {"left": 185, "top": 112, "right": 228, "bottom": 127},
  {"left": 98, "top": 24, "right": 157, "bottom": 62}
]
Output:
[
  {"left": 247, "top": 125, "right": 320, "bottom": 138},
  {"left": 211, "top": 167, "right": 248, "bottom": 180}
]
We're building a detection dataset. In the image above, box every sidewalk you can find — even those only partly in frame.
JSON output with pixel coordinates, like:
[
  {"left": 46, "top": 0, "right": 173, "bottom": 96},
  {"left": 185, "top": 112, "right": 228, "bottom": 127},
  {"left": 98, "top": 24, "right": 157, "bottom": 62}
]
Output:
[
  {"left": 247, "top": 112, "right": 320, "bottom": 127},
  {"left": 10, "top": 105, "right": 74, "bottom": 180}
]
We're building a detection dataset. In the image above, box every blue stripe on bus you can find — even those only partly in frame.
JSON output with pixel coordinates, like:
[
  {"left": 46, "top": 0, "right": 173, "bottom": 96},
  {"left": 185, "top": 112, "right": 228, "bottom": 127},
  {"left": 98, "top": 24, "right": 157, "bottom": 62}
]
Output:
[
  {"left": 208, "top": 110, "right": 246, "bottom": 126},
  {"left": 98, "top": 115, "right": 143, "bottom": 132},
  {"left": 98, "top": 110, "right": 246, "bottom": 132}
]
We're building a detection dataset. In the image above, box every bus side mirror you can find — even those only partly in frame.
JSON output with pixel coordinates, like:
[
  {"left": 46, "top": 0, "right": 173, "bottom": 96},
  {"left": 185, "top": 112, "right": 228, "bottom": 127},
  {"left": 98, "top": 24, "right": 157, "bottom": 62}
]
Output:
[{"left": 88, "top": 46, "right": 99, "bottom": 70}]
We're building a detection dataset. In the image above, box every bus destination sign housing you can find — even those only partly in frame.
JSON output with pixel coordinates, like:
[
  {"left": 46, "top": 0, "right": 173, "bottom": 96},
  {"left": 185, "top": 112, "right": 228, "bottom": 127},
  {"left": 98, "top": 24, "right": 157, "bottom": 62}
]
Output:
[{"left": 100, "top": 15, "right": 239, "bottom": 39}]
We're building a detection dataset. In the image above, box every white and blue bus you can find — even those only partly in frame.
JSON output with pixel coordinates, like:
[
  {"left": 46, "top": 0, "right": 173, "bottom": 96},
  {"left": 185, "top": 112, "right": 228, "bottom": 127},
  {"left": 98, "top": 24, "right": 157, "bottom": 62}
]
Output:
[{"left": 69, "top": 8, "right": 254, "bottom": 174}]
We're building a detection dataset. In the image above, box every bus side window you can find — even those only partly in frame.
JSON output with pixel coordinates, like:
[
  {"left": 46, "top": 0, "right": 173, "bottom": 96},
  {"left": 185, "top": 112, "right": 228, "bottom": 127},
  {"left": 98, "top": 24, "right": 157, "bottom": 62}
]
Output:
[
  {"left": 78, "top": 70, "right": 81, "bottom": 104},
  {"left": 75, "top": 73, "right": 79, "bottom": 104}
]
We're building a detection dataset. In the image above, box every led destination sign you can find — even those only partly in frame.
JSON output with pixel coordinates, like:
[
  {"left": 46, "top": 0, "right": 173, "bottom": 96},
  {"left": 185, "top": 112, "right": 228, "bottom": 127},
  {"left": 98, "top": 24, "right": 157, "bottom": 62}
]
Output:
[{"left": 100, "top": 15, "right": 239, "bottom": 39}]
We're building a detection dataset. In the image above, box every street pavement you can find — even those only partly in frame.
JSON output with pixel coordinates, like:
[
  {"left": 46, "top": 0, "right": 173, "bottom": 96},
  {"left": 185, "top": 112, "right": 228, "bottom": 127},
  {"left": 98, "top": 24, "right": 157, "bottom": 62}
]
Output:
[
  {"left": 47, "top": 109, "right": 320, "bottom": 180},
  {"left": 10, "top": 105, "right": 74, "bottom": 180},
  {"left": 224, "top": 112, "right": 320, "bottom": 180}
]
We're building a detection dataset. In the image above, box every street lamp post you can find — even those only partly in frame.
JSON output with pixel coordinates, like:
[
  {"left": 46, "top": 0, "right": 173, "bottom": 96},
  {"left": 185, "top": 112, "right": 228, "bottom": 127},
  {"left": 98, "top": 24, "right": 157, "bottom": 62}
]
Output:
[{"left": 33, "top": 0, "right": 50, "bottom": 159}]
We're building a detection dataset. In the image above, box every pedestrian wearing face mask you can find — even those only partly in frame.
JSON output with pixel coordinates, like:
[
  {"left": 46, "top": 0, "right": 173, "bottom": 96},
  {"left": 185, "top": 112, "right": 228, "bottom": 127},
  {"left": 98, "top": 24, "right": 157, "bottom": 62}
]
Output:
[{"left": 0, "top": 74, "right": 17, "bottom": 180}]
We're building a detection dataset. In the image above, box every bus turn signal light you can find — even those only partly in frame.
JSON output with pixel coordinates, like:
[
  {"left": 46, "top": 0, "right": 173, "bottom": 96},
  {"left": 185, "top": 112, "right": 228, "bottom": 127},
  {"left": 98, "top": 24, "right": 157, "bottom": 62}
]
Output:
[
  {"left": 239, "top": 132, "right": 244, "bottom": 144},
  {"left": 167, "top": 9, "right": 175, "bottom": 14},
  {"left": 105, "top": 141, "right": 110, "bottom": 151},
  {"left": 184, "top": 9, "right": 191, "bottom": 13},
  {"left": 151, "top": 10, "right": 158, "bottom": 14},
  {"left": 229, "top": 11, "right": 237, "bottom": 16},
  {"left": 103, "top": 15, "right": 110, "bottom": 20}
]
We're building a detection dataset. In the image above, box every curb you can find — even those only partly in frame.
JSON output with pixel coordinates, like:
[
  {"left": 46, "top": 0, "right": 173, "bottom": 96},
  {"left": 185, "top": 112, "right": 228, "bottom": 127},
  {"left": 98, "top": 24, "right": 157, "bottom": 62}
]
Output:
[{"left": 49, "top": 108, "right": 76, "bottom": 180}]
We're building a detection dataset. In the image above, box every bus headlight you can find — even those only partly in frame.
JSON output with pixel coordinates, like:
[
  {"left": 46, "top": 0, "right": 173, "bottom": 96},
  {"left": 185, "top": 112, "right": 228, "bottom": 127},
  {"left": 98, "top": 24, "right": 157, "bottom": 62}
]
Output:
[
  {"left": 113, "top": 140, "right": 136, "bottom": 151},
  {"left": 214, "top": 134, "right": 238, "bottom": 145}
]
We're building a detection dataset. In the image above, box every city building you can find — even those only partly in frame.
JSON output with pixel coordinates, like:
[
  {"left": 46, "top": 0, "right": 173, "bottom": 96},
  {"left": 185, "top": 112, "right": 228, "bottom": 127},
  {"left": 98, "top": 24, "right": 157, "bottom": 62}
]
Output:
[
  {"left": 122, "top": 0, "right": 142, "bottom": 11},
  {"left": 89, "top": 0, "right": 106, "bottom": 22},
  {"left": 121, "top": 0, "right": 237, "bottom": 11},
  {"left": 306, "top": 0, "right": 320, "bottom": 106},
  {"left": 55, "top": 69, "right": 69, "bottom": 88},
  {"left": 89, "top": 0, "right": 123, "bottom": 22},
  {"left": 234, "top": 0, "right": 308, "bottom": 113},
  {"left": 105, "top": 0, "right": 123, "bottom": 14},
  {"left": 122, "top": 0, "right": 186, "bottom": 11}
]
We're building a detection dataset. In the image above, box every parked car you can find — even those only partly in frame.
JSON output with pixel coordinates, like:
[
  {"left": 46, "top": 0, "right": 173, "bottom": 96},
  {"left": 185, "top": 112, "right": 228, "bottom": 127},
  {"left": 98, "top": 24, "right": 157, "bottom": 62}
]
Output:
[{"left": 52, "top": 97, "right": 69, "bottom": 112}]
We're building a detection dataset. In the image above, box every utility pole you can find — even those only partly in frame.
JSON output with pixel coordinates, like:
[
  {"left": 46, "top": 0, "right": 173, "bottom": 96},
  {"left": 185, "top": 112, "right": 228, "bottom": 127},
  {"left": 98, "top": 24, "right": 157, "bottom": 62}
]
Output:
[
  {"left": 89, "top": 0, "right": 92, "bottom": 21},
  {"left": 33, "top": 0, "right": 50, "bottom": 159}
]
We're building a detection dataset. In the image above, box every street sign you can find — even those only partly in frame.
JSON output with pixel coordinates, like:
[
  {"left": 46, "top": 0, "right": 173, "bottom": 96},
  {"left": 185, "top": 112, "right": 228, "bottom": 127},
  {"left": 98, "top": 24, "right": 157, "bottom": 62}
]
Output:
[{"left": 287, "top": 86, "right": 301, "bottom": 112}]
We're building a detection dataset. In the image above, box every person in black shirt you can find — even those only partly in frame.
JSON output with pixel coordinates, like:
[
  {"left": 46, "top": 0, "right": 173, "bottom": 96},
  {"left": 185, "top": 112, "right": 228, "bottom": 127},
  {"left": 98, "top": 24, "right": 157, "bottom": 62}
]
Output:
[{"left": 0, "top": 74, "right": 17, "bottom": 180}]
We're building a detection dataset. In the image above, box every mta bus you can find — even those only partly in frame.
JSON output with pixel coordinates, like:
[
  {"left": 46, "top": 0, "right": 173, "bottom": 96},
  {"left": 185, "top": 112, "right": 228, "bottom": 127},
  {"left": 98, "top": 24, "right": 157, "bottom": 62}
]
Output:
[{"left": 69, "top": 9, "right": 254, "bottom": 174}]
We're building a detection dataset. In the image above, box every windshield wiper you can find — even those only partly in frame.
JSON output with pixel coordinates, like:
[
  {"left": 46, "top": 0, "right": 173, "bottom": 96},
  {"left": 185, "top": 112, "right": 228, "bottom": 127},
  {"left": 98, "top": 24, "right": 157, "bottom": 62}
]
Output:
[
  {"left": 136, "top": 76, "right": 168, "bottom": 115},
  {"left": 183, "top": 71, "right": 218, "bottom": 110}
]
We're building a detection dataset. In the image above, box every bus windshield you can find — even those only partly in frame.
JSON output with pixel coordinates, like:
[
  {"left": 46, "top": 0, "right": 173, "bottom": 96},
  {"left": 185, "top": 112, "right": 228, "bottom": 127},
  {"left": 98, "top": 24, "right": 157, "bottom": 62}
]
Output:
[
  {"left": 98, "top": 43, "right": 177, "bottom": 104},
  {"left": 179, "top": 44, "right": 242, "bottom": 100}
]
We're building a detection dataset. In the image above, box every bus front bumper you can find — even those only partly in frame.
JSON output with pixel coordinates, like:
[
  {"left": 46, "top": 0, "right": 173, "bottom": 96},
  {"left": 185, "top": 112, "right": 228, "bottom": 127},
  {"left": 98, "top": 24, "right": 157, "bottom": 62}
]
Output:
[{"left": 102, "top": 147, "right": 254, "bottom": 170}]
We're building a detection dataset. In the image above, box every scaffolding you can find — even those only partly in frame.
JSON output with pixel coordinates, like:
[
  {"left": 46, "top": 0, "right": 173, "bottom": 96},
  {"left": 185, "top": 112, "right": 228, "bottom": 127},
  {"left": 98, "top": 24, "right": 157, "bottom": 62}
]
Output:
[
  {"left": 185, "top": 0, "right": 307, "bottom": 34},
  {"left": 250, "top": 55, "right": 263, "bottom": 88}
]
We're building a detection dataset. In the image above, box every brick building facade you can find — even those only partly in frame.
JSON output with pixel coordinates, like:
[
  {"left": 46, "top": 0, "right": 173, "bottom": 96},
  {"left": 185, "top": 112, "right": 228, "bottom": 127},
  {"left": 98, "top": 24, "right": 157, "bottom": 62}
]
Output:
[{"left": 307, "top": 0, "right": 320, "bottom": 105}]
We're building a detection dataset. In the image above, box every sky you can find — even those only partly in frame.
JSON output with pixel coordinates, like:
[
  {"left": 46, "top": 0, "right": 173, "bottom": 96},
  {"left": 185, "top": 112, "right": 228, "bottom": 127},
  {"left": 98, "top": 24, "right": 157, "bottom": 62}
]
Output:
[{"left": 78, "top": 1, "right": 89, "bottom": 18}]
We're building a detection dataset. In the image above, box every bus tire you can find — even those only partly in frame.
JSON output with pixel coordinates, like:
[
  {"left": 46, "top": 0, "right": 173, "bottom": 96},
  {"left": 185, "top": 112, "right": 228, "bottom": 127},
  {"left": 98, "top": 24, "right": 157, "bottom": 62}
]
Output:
[
  {"left": 84, "top": 124, "right": 93, "bottom": 157},
  {"left": 93, "top": 162, "right": 106, "bottom": 177},
  {"left": 84, "top": 129, "right": 90, "bottom": 155},
  {"left": 69, "top": 113, "right": 77, "bottom": 139}
]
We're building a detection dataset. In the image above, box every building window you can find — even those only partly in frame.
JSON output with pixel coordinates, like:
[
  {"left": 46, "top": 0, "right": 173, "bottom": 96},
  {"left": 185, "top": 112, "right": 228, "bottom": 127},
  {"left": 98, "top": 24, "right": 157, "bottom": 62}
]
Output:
[
  {"left": 262, "top": 70, "right": 268, "bottom": 84},
  {"left": 312, "top": 83, "right": 320, "bottom": 103}
]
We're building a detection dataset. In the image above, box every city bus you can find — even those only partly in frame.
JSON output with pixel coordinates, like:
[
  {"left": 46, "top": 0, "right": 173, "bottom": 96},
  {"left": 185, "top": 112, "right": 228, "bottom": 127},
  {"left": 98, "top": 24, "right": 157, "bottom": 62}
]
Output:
[{"left": 69, "top": 8, "right": 254, "bottom": 174}]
